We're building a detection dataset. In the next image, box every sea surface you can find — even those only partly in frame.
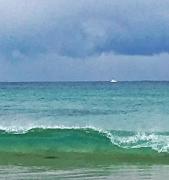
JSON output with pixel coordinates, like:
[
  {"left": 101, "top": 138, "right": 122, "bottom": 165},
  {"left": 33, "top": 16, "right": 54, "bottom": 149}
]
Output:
[{"left": 0, "top": 81, "right": 169, "bottom": 179}]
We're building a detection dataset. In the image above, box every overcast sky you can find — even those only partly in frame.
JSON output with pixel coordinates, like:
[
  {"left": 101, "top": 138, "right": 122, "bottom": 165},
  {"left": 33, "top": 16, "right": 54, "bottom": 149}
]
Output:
[{"left": 0, "top": 0, "right": 169, "bottom": 81}]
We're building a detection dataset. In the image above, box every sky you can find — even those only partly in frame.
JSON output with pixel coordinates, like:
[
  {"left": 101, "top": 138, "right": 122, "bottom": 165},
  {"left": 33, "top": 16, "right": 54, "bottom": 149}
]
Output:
[{"left": 0, "top": 0, "right": 169, "bottom": 81}]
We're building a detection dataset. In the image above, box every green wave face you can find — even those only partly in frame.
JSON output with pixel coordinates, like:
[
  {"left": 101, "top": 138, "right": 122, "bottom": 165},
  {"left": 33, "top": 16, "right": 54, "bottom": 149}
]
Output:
[
  {"left": 0, "top": 128, "right": 113, "bottom": 153},
  {"left": 0, "top": 127, "right": 169, "bottom": 166}
]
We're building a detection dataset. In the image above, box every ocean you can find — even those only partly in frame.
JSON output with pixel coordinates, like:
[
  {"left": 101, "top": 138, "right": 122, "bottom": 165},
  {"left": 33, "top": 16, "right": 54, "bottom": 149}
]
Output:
[{"left": 0, "top": 81, "right": 169, "bottom": 179}]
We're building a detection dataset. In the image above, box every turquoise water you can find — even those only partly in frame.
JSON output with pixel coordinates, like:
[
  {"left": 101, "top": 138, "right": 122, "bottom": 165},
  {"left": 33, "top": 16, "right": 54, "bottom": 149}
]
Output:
[
  {"left": 1, "top": 82, "right": 169, "bottom": 179},
  {"left": 1, "top": 81, "right": 169, "bottom": 131}
]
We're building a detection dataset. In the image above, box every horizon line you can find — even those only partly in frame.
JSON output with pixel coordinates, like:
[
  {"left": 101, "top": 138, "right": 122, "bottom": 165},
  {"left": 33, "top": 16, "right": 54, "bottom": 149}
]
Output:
[{"left": 0, "top": 80, "right": 169, "bottom": 83}]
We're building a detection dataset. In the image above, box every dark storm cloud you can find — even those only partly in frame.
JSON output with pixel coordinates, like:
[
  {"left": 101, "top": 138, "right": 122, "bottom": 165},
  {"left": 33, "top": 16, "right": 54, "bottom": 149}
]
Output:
[
  {"left": 0, "top": 0, "right": 169, "bottom": 81},
  {"left": 0, "top": 0, "right": 169, "bottom": 58}
]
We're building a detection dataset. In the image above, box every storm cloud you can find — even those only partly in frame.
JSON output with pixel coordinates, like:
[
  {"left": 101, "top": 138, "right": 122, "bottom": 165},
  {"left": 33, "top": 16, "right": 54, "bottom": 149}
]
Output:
[
  {"left": 0, "top": 0, "right": 169, "bottom": 81},
  {"left": 1, "top": 0, "right": 169, "bottom": 57}
]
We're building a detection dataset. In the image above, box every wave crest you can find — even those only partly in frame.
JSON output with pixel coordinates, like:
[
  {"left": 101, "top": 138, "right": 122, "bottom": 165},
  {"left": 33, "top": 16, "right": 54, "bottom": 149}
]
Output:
[{"left": 0, "top": 126, "right": 169, "bottom": 153}]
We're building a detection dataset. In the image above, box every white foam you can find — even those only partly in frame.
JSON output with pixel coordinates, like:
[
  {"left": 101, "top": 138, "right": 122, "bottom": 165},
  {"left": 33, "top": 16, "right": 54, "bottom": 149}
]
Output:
[
  {"left": 108, "top": 132, "right": 169, "bottom": 153},
  {"left": 0, "top": 124, "right": 104, "bottom": 134}
]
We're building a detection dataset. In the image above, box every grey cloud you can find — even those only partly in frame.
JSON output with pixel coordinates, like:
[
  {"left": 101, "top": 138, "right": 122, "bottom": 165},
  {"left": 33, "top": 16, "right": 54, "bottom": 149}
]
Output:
[
  {"left": 1, "top": 1, "right": 169, "bottom": 81},
  {"left": 0, "top": 0, "right": 169, "bottom": 58},
  {"left": 1, "top": 52, "right": 169, "bottom": 81}
]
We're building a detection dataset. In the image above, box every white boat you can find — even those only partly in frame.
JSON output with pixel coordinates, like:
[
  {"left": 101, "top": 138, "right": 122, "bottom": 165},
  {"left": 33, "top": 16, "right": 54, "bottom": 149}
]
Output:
[{"left": 110, "top": 79, "right": 117, "bottom": 83}]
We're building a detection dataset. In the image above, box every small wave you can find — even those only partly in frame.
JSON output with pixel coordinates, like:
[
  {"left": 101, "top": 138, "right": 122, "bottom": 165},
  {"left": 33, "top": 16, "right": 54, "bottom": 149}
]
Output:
[
  {"left": 0, "top": 127, "right": 169, "bottom": 164},
  {"left": 0, "top": 126, "right": 169, "bottom": 154}
]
